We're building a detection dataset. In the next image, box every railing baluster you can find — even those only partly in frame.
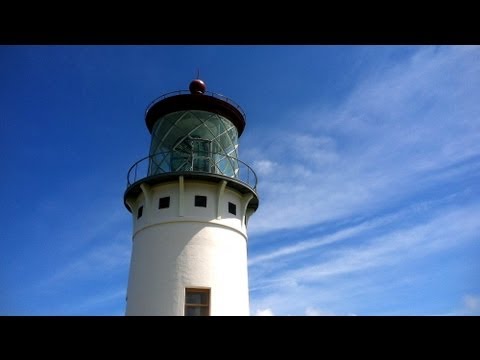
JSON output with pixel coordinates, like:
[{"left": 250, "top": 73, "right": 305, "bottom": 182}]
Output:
[{"left": 126, "top": 151, "right": 257, "bottom": 191}]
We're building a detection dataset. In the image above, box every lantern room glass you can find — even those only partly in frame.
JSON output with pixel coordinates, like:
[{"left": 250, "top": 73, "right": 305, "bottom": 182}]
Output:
[{"left": 148, "top": 110, "right": 239, "bottom": 178}]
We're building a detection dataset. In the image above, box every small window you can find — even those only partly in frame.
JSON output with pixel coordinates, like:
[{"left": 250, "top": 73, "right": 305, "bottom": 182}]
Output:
[
  {"left": 228, "top": 202, "right": 237, "bottom": 215},
  {"left": 185, "top": 288, "right": 210, "bottom": 316},
  {"left": 159, "top": 196, "right": 170, "bottom": 209},
  {"left": 137, "top": 206, "right": 143, "bottom": 219},
  {"left": 195, "top": 195, "right": 207, "bottom": 208}
]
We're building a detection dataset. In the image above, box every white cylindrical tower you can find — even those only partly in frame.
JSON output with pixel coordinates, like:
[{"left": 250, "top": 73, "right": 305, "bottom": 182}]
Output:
[{"left": 124, "top": 79, "right": 259, "bottom": 316}]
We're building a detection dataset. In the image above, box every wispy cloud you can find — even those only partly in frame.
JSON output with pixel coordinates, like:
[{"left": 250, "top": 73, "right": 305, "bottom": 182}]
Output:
[
  {"left": 246, "top": 46, "right": 480, "bottom": 235},
  {"left": 248, "top": 196, "right": 446, "bottom": 266},
  {"left": 74, "top": 288, "right": 126, "bottom": 313},
  {"left": 32, "top": 234, "right": 130, "bottom": 315},
  {"left": 39, "top": 240, "right": 130, "bottom": 289},
  {"left": 248, "top": 46, "right": 480, "bottom": 315},
  {"left": 41, "top": 287, "right": 127, "bottom": 316},
  {"left": 250, "top": 202, "right": 480, "bottom": 315},
  {"left": 277, "top": 205, "right": 478, "bottom": 284}
]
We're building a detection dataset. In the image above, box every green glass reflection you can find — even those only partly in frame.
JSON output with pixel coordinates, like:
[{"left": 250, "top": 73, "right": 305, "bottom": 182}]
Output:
[{"left": 148, "top": 110, "right": 239, "bottom": 178}]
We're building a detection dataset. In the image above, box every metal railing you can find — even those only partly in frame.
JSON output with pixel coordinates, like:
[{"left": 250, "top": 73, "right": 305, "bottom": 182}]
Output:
[
  {"left": 145, "top": 90, "right": 246, "bottom": 120},
  {"left": 126, "top": 151, "right": 257, "bottom": 190}
]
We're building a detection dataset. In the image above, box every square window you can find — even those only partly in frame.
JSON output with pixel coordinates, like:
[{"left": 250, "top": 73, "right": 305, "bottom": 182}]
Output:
[
  {"left": 195, "top": 195, "right": 207, "bottom": 207},
  {"left": 137, "top": 205, "right": 143, "bottom": 219},
  {"left": 159, "top": 196, "right": 170, "bottom": 209},
  {"left": 228, "top": 202, "right": 237, "bottom": 215},
  {"left": 185, "top": 288, "right": 210, "bottom": 316}
]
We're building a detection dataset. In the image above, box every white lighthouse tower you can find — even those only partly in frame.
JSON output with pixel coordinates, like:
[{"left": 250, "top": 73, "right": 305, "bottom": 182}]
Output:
[{"left": 124, "top": 78, "right": 259, "bottom": 316}]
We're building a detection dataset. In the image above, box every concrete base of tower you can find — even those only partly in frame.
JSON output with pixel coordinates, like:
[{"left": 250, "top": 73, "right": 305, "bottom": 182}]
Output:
[{"left": 125, "top": 222, "right": 249, "bottom": 316}]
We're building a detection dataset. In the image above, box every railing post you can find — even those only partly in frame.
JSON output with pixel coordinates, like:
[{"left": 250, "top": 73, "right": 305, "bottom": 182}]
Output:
[{"left": 126, "top": 152, "right": 257, "bottom": 192}]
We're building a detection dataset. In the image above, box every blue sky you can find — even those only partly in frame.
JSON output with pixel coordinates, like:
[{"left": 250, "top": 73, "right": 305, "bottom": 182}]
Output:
[{"left": 1, "top": 45, "right": 479, "bottom": 316}]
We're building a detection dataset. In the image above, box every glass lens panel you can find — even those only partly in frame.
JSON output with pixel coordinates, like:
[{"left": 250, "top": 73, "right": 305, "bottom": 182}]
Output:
[
  {"left": 149, "top": 110, "right": 240, "bottom": 177},
  {"left": 186, "top": 291, "right": 208, "bottom": 304},
  {"left": 185, "top": 306, "right": 209, "bottom": 316},
  {"left": 186, "top": 292, "right": 200, "bottom": 304},
  {"left": 199, "top": 307, "right": 209, "bottom": 316},
  {"left": 185, "top": 306, "right": 201, "bottom": 316}
]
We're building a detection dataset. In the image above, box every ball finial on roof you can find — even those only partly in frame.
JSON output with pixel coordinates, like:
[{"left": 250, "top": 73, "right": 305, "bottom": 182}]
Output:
[{"left": 189, "top": 79, "right": 206, "bottom": 94}]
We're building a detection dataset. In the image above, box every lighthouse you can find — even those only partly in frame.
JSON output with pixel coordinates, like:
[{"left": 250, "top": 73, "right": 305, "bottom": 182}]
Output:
[{"left": 123, "top": 78, "right": 259, "bottom": 316}]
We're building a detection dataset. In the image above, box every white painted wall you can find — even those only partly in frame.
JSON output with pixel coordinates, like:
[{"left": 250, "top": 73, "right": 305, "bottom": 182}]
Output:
[{"left": 125, "top": 178, "right": 255, "bottom": 316}]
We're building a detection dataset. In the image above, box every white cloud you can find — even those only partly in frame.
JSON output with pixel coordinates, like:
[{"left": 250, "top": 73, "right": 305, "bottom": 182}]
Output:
[
  {"left": 463, "top": 295, "right": 480, "bottom": 313},
  {"left": 457, "top": 295, "right": 480, "bottom": 316},
  {"left": 305, "top": 307, "right": 335, "bottom": 316},
  {"left": 304, "top": 307, "right": 357, "bottom": 316},
  {"left": 246, "top": 46, "right": 480, "bottom": 235},
  {"left": 252, "top": 160, "right": 277, "bottom": 176},
  {"left": 254, "top": 308, "right": 275, "bottom": 316},
  {"left": 248, "top": 201, "right": 425, "bottom": 266},
  {"left": 258, "top": 204, "right": 479, "bottom": 286},
  {"left": 249, "top": 203, "right": 480, "bottom": 316},
  {"left": 441, "top": 294, "right": 480, "bottom": 316}
]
